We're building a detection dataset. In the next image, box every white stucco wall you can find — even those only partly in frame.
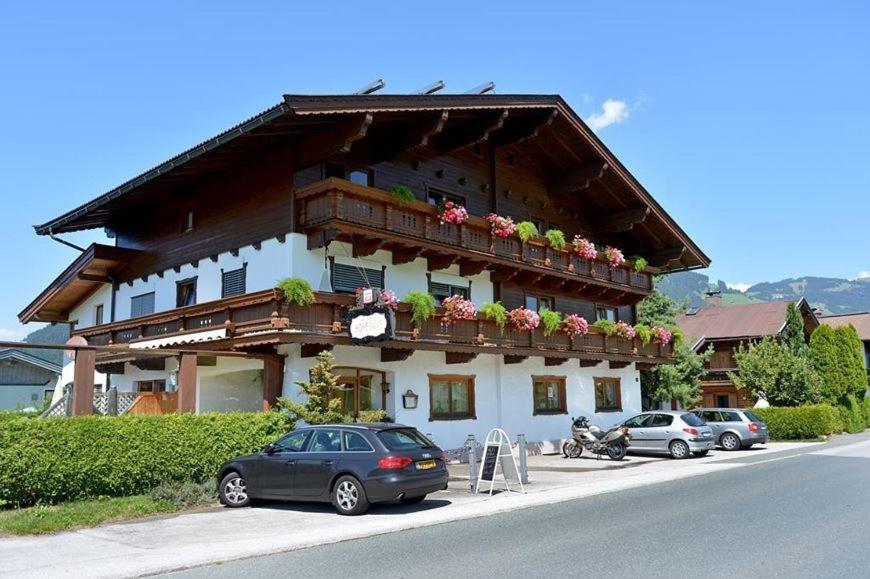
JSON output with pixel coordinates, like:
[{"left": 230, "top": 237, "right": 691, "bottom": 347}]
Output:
[{"left": 69, "top": 284, "right": 112, "bottom": 330}]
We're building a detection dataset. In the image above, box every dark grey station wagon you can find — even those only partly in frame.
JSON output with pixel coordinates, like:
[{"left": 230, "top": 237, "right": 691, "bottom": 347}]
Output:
[{"left": 217, "top": 423, "right": 449, "bottom": 515}]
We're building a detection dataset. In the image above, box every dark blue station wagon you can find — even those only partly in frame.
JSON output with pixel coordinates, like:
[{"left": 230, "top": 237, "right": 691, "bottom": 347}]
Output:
[{"left": 217, "top": 423, "right": 449, "bottom": 515}]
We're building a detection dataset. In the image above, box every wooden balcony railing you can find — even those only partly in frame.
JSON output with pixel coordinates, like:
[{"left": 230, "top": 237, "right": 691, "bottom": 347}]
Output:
[
  {"left": 74, "top": 290, "right": 673, "bottom": 363},
  {"left": 296, "top": 178, "right": 653, "bottom": 294}
]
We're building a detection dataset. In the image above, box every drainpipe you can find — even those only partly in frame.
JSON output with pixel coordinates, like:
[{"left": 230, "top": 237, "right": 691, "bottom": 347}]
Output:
[{"left": 47, "top": 227, "right": 86, "bottom": 253}]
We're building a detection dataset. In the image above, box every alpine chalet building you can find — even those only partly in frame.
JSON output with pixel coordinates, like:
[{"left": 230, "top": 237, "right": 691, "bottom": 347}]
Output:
[{"left": 20, "top": 92, "right": 709, "bottom": 450}]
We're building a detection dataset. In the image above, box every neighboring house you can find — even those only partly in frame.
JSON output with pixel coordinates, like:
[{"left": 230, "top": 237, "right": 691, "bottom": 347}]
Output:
[
  {"left": 0, "top": 349, "right": 61, "bottom": 411},
  {"left": 18, "top": 91, "right": 708, "bottom": 450},
  {"left": 677, "top": 295, "right": 819, "bottom": 408},
  {"left": 820, "top": 312, "right": 870, "bottom": 377}
]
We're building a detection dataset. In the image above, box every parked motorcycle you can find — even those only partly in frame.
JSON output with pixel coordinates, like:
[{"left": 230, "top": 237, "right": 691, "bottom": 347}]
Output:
[{"left": 562, "top": 416, "right": 630, "bottom": 461}]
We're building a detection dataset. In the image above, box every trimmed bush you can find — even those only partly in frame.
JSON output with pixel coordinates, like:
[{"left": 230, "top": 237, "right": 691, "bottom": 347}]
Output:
[
  {"left": 0, "top": 412, "right": 292, "bottom": 507},
  {"left": 749, "top": 404, "right": 843, "bottom": 440}
]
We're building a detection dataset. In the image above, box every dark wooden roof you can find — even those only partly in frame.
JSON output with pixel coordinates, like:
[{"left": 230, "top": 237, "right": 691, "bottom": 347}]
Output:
[
  {"left": 18, "top": 243, "right": 144, "bottom": 324},
  {"left": 33, "top": 93, "right": 710, "bottom": 271}
]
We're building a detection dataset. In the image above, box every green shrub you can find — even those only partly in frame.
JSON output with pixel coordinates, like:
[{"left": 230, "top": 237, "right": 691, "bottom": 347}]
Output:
[
  {"left": 479, "top": 302, "right": 507, "bottom": 332},
  {"left": 390, "top": 185, "right": 415, "bottom": 204},
  {"left": 149, "top": 479, "right": 217, "bottom": 508},
  {"left": 592, "top": 319, "right": 616, "bottom": 336},
  {"left": 749, "top": 404, "right": 843, "bottom": 440},
  {"left": 539, "top": 309, "right": 562, "bottom": 336},
  {"left": 515, "top": 221, "right": 539, "bottom": 243},
  {"left": 403, "top": 291, "right": 437, "bottom": 326},
  {"left": 634, "top": 323, "right": 653, "bottom": 345},
  {"left": 544, "top": 229, "right": 566, "bottom": 250},
  {"left": 0, "top": 412, "right": 293, "bottom": 507},
  {"left": 276, "top": 277, "right": 315, "bottom": 306},
  {"left": 839, "top": 395, "right": 869, "bottom": 434},
  {"left": 631, "top": 256, "right": 648, "bottom": 273}
]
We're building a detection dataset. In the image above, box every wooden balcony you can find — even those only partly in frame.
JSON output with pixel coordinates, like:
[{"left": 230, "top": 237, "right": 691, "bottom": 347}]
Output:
[
  {"left": 74, "top": 290, "right": 673, "bottom": 367},
  {"left": 296, "top": 178, "right": 653, "bottom": 300}
]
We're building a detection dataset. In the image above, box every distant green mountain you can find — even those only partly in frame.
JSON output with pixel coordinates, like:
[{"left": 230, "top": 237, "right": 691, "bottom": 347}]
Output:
[
  {"left": 658, "top": 271, "right": 870, "bottom": 315},
  {"left": 22, "top": 323, "right": 70, "bottom": 366}
]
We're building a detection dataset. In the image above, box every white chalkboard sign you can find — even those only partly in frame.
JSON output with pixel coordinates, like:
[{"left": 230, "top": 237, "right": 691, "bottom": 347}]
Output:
[{"left": 475, "top": 428, "right": 525, "bottom": 495}]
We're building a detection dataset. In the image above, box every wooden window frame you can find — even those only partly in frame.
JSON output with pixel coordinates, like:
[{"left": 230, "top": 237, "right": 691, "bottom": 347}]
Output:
[
  {"left": 94, "top": 304, "right": 104, "bottom": 326},
  {"left": 427, "top": 273, "right": 471, "bottom": 304},
  {"left": 135, "top": 379, "right": 167, "bottom": 393},
  {"left": 425, "top": 186, "right": 466, "bottom": 208},
  {"left": 594, "top": 377, "right": 622, "bottom": 413},
  {"left": 524, "top": 291, "right": 555, "bottom": 313},
  {"left": 532, "top": 375, "right": 568, "bottom": 415},
  {"left": 595, "top": 304, "right": 619, "bottom": 322},
  {"left": 428, "top": 374, "right": 476, "bottom": 421},
  {"left": 175, "top": 277, "right": 198, "bottom": 308}
]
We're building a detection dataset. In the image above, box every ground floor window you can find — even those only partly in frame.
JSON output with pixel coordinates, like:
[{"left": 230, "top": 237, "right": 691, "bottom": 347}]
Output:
[
  {"left": 594, "top": 377, "right": 622, "bottom": 412},
  {"left": 135, "top": 379, "right": 167, "bottom": 393},
  {"left": 532, "top": 376, "right": 567, "bottom": 414},
  {"left": 429, "top": 375, "right": 476, "bottom": 420}
]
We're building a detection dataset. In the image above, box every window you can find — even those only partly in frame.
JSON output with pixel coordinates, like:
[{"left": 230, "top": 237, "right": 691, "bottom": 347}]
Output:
[
  {"left": 716, "top": 394, "right": 731, "bottom": 408},
  {"left": 596, "top": 305, "right": 618, "bottom": 322},
  {"left": 342, "top": 431, "right": 374, "bottom": 452},
  {"left": 528, "top": 216, "right": 546, "bottom": 233},
  {"left": 427, "top": 188, "right": 466, "bottom": 207},
  {"left": 377, "top": 428, "right": 436, "bottom": 450},
  {"left": 680, "top": 413, "right": 704, "bottom": 427},
  {"left": 429, "top": 280, "right": 469, "bottom": 304},
  {"left": 94, "top": 304, "right": 104, "bottom": 326},
  {"left": 274, "top": 430, "right": 311, "bottom": 453},
  {"left": 309, "top": 429, "right": 342, "bottom": 452},
  {"left": 429, "top": 375, "right": 476, "bottom": 420},
  {"left": 348, "top": 169, "right": 373, "bottom": 187},
  {"left": 221, "top": 267, "right": 246, "bottom": 298},
  {"left": 701, "top": 410, "right": 723, "bottom": 423},
  {"left": 525, "top": 294, "right": 554, "bottom": 312},
  {"left": 623, "top": 414, "right": 654, "bottom": 428},
  {"left": 130, "top": 292, "right": 155, "bottom": 317},
  {"left": 532, "top": 376, "right": 567, "bottom": 415},
  {"left": 183, "top": 210, "right": 195, "bottom": 233},
  {"left": 594, "top": 377, "right": 622, "bottom": 412},
  {"left": 135, "top": 380, "right": 166, "bottom": 393},
  {"left": 176, "top": 278, "right": 197, "bottom": 308},
  {"left": 650, "top": 413, "right": 675, "bottom": 427},
  {"left": 331, "top": 262, "right": 384, "bottom": 294}
]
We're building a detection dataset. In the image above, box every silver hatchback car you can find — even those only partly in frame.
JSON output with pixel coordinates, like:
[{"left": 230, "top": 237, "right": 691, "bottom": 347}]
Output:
[
  {"left": 621, "top": 411, "right": 715, "bottom": 459},
  {"left": 692, "top": 408, "right": 769, "bottom": 451}
]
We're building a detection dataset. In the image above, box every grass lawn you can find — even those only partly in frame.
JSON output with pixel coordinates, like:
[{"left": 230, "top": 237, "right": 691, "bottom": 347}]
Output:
[{"left": 0, "top": 496, "right": 182, "bottom": 536}]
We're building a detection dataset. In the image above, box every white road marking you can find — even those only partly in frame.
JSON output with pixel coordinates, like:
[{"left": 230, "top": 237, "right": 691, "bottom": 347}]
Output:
[{"left": 810, "top": 439, "right": 870, "bottom": 459}]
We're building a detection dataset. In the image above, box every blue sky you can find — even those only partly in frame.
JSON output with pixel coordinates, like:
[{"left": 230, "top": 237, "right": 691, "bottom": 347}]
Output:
[{"left": 1, "top": 1, "right": 868, "bottom": 339}]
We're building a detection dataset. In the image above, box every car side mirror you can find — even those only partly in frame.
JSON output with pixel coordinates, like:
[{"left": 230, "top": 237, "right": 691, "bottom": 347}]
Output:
[{"left": 263, "top": 442, "right": 277, "bottom": 455}]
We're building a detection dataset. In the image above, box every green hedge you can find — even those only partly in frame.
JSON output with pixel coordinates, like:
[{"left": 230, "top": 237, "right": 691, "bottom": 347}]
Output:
[
  {"left": 750, "top": 404, "right": 844, "bottom": 440},
  {"left": 0, "top": 412, "right": 292, "bottom": 507}
]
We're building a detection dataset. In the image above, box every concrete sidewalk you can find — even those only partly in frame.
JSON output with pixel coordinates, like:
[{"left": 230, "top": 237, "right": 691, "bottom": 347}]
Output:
[{"left": 0, "top": 442, "right": 818, "bottom": 579}]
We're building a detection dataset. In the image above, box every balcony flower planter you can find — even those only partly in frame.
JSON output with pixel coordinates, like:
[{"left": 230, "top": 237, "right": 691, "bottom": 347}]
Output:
[{"left": 437, "top": 200, "right": 468, "bottom": 225}]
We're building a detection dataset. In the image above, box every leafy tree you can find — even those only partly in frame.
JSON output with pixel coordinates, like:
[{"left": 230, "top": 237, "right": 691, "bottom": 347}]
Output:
[
  {"left": 782, "top": 302, "right": 805, "bottom": 354},
  {"left": 809, "top": 324, "right": 866, "bottom": 404},
  {"left": 637, "top": 288, "right": 709, "bottom": 408},
  {"left": 277, "top": 350, "right": 387, "bottom": 424},
  {"left": 729, "top": 337, "right": 821, "bottom": 406}
]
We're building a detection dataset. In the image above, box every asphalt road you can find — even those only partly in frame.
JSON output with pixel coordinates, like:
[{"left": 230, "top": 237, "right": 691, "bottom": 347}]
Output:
[{"left": 165, "top": 433, "right": 870, "bottom": 579}]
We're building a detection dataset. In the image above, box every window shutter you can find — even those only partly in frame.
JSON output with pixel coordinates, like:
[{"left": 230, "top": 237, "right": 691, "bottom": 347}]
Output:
[
  {"left": 332, "top": 263, "right": 383, "bottom": 294},
  {"left": 130, "top": 293, "right": 155, "bottom": 318},
  {"left": 222, "top": 268, "right": 246, "bottom": 298},
  {"left": 429, "top": 282, "right": 451, "bottom": 298}
]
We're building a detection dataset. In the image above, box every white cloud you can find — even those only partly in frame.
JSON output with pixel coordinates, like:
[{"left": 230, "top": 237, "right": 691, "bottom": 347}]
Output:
[
  {"left": 856, "top": 271, "right": 870, "bottom": 280},
  {"left": 0, "top": 327, "right": 28, "bottom": 342},
  {"left": 585, "top": 99, "right": 630, "bottom": 131},
  {"left": 726, "top": 282, "right": 751, "bottom": 293}
]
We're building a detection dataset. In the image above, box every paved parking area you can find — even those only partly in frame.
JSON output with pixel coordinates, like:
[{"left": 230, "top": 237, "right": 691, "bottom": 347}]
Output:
[{"left": 0, "top": 441, "right": 821, "bottom": 579}]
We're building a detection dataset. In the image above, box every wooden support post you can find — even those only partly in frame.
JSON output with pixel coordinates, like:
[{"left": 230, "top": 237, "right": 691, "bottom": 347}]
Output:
[
  {"left": 177, "top": 353, "right": 197, "bottom": 413},
  {"left": 71, "top": 348, "right": 96, "bottom": 416},
  {"left": 262, "top": 354, "right": 285, "bottom": 411}
]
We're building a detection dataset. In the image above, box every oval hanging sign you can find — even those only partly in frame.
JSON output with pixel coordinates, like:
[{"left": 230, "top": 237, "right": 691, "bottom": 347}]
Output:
[{"left": 347, "top": 306, "right": 395, "bottom": 344}]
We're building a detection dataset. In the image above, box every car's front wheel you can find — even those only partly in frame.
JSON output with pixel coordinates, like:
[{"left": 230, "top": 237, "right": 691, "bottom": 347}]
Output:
[
  {"left": 333, "top": 475, "right": 370, "bottom": 516},
  {"left": 219, "top": 472, "right": 250, "bottom": 508},
  {"left": 720, "top": 432, "right": 741, "bottom": 451},
  {"left": 669, "top": 440, "right": 690, "bottom": 459}
]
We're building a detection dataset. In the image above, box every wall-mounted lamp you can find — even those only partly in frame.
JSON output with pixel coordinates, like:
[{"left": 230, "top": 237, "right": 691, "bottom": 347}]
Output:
[{"left": 402, "top": 389, "right": 419, "bottom": 409}]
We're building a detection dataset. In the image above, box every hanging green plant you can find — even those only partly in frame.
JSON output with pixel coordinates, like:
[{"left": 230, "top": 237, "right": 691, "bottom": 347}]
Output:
[
  {"left": 515, "top": 221, "right": 539, "bottom": 243},
  {"left": 669, "top": 325, "right": 685, "bottom": 347},
  {"left": 544, "top": 229, "right": 566, "bottom": 251},
  {"left": 276, "top": 277, "right": 315, "bottom": 306},
  {"left": 631, "top": 256, "right": 648, "bottom": 273},
  {"left": 539, "top": 309, "right": 563, "bottom": 336},
  {"left": 390, "top": 185, "right": 415, "bottom": 204},
  {"left": 478, "top": 301, "right": 508, "bottom": 333},
  {"left": 403, "top": 291, "right": 437, "bottom": 325},
  {"left": 634, "top": 323, "right": 653, "bottom": 345},
  {"left": 592, "top": 319, "right": 617, "bottom": 336}
]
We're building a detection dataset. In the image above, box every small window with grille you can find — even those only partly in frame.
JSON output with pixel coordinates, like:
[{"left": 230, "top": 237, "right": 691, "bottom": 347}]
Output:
[
  {"left": 331, "top": 262, "right": 384, "bottom": 294},
  {"left": 221, "top": 267, "right": 246, "bottom": 298},
  {"left": 130, "top": 292, "right": 155, "bottom": 318},
  {"left": 429, "top": 280, "right": 469, "bottom": 305}
]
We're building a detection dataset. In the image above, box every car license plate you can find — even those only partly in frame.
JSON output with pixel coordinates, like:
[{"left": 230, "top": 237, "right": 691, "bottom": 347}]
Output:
[{"left": 416, "top": 460, "right": 436, "bottom": 470}]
